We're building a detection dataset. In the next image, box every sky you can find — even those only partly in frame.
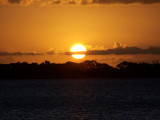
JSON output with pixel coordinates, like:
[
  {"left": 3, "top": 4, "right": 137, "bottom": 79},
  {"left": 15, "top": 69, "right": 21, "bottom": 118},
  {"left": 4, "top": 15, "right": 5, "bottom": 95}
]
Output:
[{"left": 0, "top": 0, "right": 160, "bottom": 65}]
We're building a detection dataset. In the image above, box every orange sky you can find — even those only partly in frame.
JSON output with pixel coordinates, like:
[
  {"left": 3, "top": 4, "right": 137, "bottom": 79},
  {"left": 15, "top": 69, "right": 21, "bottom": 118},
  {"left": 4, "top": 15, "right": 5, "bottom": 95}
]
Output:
[{"left": 0, "top": 0, "right": 160, "bottom": 64}]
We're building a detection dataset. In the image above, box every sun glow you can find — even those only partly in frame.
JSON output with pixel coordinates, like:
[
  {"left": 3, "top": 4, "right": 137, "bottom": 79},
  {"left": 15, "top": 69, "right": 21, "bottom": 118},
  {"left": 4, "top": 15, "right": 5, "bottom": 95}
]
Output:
[
  {"left": 71, "top": 44, "right": 86, "bottom": 59},
  {"left": 71, "top": 44, "right": 87, "bottom": 52}
]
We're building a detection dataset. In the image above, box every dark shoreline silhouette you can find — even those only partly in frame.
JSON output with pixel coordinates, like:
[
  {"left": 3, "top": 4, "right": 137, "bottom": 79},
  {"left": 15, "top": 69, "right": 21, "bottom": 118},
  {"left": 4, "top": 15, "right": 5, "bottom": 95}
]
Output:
[{"left": 0, "top": 60, "right": 160, "bottom": 79}]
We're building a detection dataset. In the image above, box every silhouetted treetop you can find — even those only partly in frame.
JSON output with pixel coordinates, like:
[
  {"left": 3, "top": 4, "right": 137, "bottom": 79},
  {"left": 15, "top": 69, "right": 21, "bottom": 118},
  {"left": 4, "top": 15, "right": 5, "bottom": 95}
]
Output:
[{"left": 0, "top": 60, "right": 159, "bottom": 79}]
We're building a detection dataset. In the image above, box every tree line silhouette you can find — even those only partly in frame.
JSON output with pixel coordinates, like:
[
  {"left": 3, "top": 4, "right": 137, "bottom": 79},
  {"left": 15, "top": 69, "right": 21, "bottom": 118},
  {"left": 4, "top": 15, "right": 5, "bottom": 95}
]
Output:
[{"left": 0, "top": 60, "right": 160, "bottom": 79}]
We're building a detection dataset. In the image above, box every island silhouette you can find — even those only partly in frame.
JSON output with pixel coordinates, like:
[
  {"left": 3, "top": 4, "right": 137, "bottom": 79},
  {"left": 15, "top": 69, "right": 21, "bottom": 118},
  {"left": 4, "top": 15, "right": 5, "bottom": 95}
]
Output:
[{"left": 0, "top": 60, "right": 160, "bottom": 79}]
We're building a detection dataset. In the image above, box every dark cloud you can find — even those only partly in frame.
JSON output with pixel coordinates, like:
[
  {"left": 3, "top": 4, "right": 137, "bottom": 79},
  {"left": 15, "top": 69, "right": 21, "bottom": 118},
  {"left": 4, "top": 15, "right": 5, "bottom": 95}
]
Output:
[
  {"left": 0, "top": 49, "right": 56, "bottom": 56},
  {"left": 85, "top": 46, "right": 160, "bottom": 55},
  {"left": 1, "top": 0, "right": 160, "bottom": 5},
  {"left": 0, "top": 51, "right": 43, "bottom": 56},
  {"left": 1, "top": 45, "right": 160, "bottom": 56},
  {"left": 64, "top": 43, "right": 160, "bottom": 55},
  {"left": 53, "top": 0, "right": 160, "bottom": 5},
  {"left": 92, "top": 0, "right": 160, "bottom": 4},
  {"left": 0, "top": 0, "right": 37, "bottom": 5},
  {"left": 8, "top": 0, "right": 21, "bottom": 4},
  {"left": 50, "top": 0, "right": 61, "bottom": 4}
]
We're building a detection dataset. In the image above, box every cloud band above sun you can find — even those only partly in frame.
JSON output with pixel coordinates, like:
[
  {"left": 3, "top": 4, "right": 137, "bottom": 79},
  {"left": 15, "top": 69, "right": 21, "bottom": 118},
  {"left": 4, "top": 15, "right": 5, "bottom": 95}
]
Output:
[{"left": 0, "top": 0, "right": 160, "bottom": 6}]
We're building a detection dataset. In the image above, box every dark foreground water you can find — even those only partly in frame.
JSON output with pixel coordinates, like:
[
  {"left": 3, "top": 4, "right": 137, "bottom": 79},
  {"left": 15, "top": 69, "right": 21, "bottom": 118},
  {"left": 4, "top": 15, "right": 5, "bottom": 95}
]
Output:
[{"left": 0, "top": 78, "right": 160, "bottom": 120}]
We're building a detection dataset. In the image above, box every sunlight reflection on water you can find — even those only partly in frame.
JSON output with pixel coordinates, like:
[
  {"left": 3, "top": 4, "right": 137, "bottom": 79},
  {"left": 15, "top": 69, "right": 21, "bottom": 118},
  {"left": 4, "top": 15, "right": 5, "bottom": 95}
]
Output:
[{"left": 72, "top": 54, "right": 85, "bottom": 59}]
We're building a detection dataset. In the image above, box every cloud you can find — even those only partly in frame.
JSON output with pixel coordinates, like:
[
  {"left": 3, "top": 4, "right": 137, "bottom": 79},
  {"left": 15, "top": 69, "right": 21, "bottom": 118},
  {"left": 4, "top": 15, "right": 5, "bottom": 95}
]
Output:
[
  {"left": 8, "top": 0, "right": 21, "bottom": 4},
  {"left": 1, "top": 43, "right": 160, "bottom": 56},
  {"left": 68, "top": 0, "right": 77, "bottom": 4},
  {"left": 113, "top": 41, "right": 122, "bottom": 48},
  {"left": 0, "top": 48, "right": 56, "bottom": 56},
  {"left": 46, "top": 48, "right": 55, "bottom": 55},
  {"left": 48, "top": 0, "right": 61, "bottom": 5},
  {"left": 43, "top": 0, "right": 160, "bottom": 5},
  {"left": 92, "top": 0, "right": 160, "bottom": 4},
  {"left": 64, "top": 42, "right": 160, "bottom": 55},
  {"left": 0, "top": 51, "right": 43, "bottom": 56},
  {"left": 85, "top": 45, "right": 107, "bottom": 51},
  {"left": 0, "top": 0, "right": 160, "bottom": 6},
  {"left": 0, "top": 0, "right": 39, "bottom": 5},
  {"left": 86, "top": 46, "right": 160, "bottom": 55}
]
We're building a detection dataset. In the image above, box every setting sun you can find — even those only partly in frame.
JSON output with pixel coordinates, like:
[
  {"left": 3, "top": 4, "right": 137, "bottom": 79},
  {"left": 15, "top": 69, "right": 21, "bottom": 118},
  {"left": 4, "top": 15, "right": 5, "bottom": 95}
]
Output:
[
  {"left": 71, "top": 44, "right": 86, "bottom": 59},
  {"left": 71, "top": 44, "right": 87, "bottom": 52}
]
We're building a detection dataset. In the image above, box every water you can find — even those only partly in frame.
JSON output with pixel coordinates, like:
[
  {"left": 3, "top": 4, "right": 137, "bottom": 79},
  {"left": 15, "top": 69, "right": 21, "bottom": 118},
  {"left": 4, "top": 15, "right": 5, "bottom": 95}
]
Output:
[{"left": 0, "top": 78, "right": 160, "bottom": 120}]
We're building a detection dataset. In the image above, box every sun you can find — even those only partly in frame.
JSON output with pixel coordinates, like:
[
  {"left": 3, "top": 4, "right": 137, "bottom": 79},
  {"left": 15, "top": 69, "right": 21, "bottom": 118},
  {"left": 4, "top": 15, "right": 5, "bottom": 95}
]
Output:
[
  {"left": 71, "top": 44, "right": 86, "bottom": 59},
  {"left": 71, "top": 44, "right": 86, "bottom": 52}
]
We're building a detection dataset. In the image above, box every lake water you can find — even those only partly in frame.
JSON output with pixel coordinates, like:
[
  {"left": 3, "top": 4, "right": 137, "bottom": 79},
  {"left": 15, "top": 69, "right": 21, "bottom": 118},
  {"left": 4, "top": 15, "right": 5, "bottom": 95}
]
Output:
[{"left": 0, "top": 78, "right": 160, "bottom": 120}]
